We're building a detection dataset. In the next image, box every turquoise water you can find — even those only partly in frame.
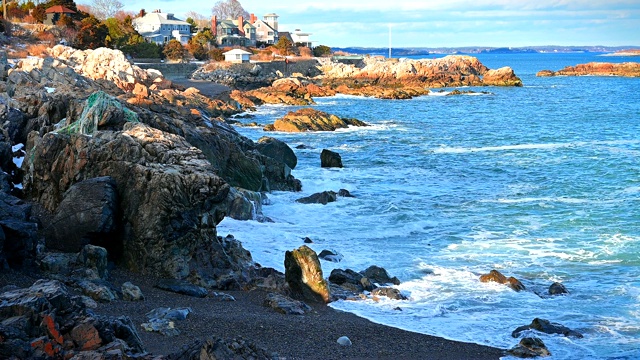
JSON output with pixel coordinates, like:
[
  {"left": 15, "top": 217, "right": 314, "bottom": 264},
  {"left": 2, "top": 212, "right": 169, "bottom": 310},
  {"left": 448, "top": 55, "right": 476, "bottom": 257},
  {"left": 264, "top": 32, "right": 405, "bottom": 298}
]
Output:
[{"left": 219, "top": 53, "right": 640, "bottom": 359}]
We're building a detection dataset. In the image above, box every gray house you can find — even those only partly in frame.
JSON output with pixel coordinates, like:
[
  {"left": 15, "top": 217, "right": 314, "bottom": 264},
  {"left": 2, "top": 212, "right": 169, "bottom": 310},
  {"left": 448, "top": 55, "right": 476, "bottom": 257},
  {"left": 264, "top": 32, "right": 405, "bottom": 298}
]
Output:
[{"left": 132, "top": 10, "right": 192, "bottom": 45}]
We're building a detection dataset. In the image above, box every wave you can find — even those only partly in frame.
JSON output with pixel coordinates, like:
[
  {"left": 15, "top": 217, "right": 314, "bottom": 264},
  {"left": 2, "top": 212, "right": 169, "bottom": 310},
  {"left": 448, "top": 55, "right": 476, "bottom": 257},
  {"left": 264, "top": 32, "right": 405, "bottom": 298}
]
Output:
[{"left": 431, "top": 139, "right": 640, "bottom": 154}]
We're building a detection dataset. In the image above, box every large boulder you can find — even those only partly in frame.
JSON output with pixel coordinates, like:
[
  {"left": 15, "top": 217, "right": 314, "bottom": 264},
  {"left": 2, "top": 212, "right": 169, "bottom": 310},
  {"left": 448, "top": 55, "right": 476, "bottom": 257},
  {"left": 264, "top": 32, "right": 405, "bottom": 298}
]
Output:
[
  {"left": 360, "top": 265, "right": 401, "bottom": 286},
  {"left": 296, "top": 191, "right": 337, "bottom": 205},
  {"left": 321, "top": 149, "right": 343, "bottom": 168},
  {"left": 264, "top": 108, "right": 368, "bottom": 132},
  {"left": 482, "top": 67, "right": 523, "bottom": 86},
  {"left": 0, "top": 192, "right": 38, "bottom": 269},
  {"left": 256, "top": 136, "right": 297, "bottom": 170},
  {"left": 284, "top": 245, "right": 330, "bottom": 303},
  {"left": 45, "top": 176, "right": 118, "bottom": 253},
  {"left": 24, "top": 122, "right": 253, "bottom": 284},
  {"left": 508, "top": 337, "right": 551, "bottom": 358}
]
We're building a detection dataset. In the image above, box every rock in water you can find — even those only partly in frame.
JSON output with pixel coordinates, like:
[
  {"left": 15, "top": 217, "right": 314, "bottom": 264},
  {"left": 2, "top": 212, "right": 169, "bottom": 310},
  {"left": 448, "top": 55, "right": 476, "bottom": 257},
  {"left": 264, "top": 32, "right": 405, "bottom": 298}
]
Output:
[
  {"left": 360, "top": 265, "right": 401, "bottom": 285},
  {"left": 549, "top": 282, "right": 569, "bottom": 295},
  {"left": 321, "top": 149, "right": 343, "bottom": 168},
  {"left": 256, "top": 136, "right": 298, "bottom": 170},
  {"left": 508, "top": 337, "right": 551, "bottom": 358},
  {"left": 479, "top": 269, "right": 525, "bottom": 291},
  {"left": 284, "top": 245, "right": 331, "bottom": 303},
  {"left": 512, "top": 318, "right": 583, "bottom": 338},
  {"left": 265, "top": 108, "right": 368, "bottom": 132},
  {"left": 337, "top": 336, "right": 352, "bottom": 346},
  {"left": 296, "top": 191, "right": 337, "bottom": 205}
]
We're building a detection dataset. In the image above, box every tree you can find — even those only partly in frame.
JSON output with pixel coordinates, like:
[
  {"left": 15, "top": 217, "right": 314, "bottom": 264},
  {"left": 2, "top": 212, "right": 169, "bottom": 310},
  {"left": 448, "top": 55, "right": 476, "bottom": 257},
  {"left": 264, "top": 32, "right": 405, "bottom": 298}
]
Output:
[
  {"left": 186, "top": 17, "right": 197, "bottom": 33},
  {"left": 275, "top": 36, "right": 292, "bottom": 56},
  {"left": 163, "top": 39, "right": 186, "bottom": 61},
  {"left": 313, "top": 45, "right": 332, "bottom": 57},
  {"left": 89, "top": 0, "right": 123, "bottom": 20},
  {"left": 74, "top": 14, "right": 108, "bottom": 49},
  {"left": 185, "top": 11, "right": 208, "bottom": 30},
  {"left": 211, "top": 0, "right": 248, "bottom": 20}
]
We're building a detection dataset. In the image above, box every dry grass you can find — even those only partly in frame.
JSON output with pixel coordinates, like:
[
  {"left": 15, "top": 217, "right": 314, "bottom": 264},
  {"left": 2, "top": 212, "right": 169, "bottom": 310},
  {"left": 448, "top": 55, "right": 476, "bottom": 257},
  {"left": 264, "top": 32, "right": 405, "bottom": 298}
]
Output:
[
  {"left": 298, "top": 47, "right": 313, "bottom": 58},
  {"left": 27, "top": 44, "right": 49, "bottom": 57}
]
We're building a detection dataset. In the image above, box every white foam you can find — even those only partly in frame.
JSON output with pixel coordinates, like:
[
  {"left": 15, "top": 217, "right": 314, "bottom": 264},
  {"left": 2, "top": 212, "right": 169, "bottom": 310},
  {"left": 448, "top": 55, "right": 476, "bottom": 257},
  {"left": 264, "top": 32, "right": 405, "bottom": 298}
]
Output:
[{"left": 431, "top": 140, "right": 640, "bottom": 154}]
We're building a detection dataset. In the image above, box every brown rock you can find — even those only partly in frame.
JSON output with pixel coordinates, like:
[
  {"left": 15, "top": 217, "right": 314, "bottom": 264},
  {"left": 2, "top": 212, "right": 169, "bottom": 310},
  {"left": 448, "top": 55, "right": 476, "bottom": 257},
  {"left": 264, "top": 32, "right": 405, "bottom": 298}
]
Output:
[
  {"left": 508, "top": 337, "right": 551, "bottom": 358},
  {"left": 537, "top": 62, "right": 640, "bottom": 77},
  {"left": 133, "top": 83, "right": 149, "bottom": 98},
  {"left": 70, "top": 322, "right": 102, "bottom": 350},
  {"left": 284, "top": 245, "right": 331, "bottom": 303},
  {"left": 483, "top": 67, "right": 523, "bottom": 86},
  {"left": 266, "top": 108, "right": 367, "bottom": 132},
  {"left": 480, "top": 269, "right": 525, "bottom": 291}
]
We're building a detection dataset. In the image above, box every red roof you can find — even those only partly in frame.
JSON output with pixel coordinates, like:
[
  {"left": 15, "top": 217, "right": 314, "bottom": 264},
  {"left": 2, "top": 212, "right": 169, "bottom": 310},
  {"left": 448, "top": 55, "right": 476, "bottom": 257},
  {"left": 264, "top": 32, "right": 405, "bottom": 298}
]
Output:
[{"left": 45, "top": 5, "right": 76, "bottom": 14}]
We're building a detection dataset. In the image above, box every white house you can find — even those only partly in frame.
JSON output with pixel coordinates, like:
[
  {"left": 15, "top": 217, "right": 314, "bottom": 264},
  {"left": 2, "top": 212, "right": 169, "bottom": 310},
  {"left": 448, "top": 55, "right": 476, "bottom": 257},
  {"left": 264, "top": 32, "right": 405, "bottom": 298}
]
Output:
[
  {"left": 291, "top": 29, "right": 313, "bottom": 48},
  {"left": 223, "top": 49, "right": 252, "bottom": 63},
  {"left": 132, "top": 10, "right": 192, "bottom": 45}
]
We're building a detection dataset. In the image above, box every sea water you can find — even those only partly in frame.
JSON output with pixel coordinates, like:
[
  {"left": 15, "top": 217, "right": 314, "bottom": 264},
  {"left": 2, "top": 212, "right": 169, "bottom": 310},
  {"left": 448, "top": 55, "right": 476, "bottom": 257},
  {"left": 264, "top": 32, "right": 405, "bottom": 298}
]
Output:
[{"left": 218, "top": 53, "right": 640, "bottom": 359}]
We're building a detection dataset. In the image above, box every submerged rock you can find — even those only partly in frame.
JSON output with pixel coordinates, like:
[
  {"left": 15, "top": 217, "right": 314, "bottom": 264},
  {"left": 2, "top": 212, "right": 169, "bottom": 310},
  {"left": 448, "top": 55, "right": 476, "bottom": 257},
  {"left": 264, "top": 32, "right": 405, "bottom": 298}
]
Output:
[
  {"left": 371, "top": 287, "right": 408, "bottom": 300},
  {"left": 549, "top": 282, "right": 569, "bottom": 296},
  {"left": 479, "top": 269, "right": 525, "bottom": 291},
  {"left": 512, "top": 318, "right": 583, "bottom": 338}
]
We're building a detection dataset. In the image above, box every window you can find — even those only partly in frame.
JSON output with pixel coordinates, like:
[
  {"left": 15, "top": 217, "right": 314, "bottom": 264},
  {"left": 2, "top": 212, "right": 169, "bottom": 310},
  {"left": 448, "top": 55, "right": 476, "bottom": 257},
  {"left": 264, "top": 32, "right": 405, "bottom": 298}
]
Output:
[{"left": 236, "top": 54, "right": 241, "bottom": 59}]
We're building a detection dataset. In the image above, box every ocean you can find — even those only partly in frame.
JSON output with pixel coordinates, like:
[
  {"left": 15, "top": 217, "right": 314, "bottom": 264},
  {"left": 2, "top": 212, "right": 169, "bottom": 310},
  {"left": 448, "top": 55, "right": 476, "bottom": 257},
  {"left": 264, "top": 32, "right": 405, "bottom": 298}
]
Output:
[{"left": 218, "top": 53, "right": 640, "bottom": 359}]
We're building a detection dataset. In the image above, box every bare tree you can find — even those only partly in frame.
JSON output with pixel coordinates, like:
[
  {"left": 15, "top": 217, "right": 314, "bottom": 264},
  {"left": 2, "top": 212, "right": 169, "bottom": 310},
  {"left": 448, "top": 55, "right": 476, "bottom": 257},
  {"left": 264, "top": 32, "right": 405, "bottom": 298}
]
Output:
[
  {"left": 90, "top": 0, "right": 123, "bottom": 20},
  {"left": 185, "top": 11, "right": 209, "bottom": 30},
  {"left": 211, "top": 0, "right": 249, "bottom": 20}
]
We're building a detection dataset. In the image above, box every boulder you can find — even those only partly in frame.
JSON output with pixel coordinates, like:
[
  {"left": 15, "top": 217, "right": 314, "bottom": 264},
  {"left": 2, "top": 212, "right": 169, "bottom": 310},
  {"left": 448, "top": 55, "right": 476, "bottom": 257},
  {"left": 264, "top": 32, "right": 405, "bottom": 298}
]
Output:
[
  {"left": 77, "top": 244, "right": 109, "bottom": 279},
  {"left": 256, "top": 136, "right": 297, "bottom": 170},
  {"left": 263, "top": 293, "right": 311, "bottom": 315},
  {"left": 46, "top": 177, "right": 118, "bottom": 253},
  {"left": 318, "top": 249, "right": 343, "bottom": 262},
  {"left": 329, "top": 268, "right": 374, "bottom": 292},
  {"left": 284, "top": 245, "right": 331, "bottom": 303},
  {"left": 338, "top": 189, "right": 355, "bottom": 197},
  {"left": 121, "top": 282, "right": 144, "bottom": 301},
  {"left": 482, "top": 67, "right": 523, "bottom": 87},
  {"left": 321, "top": 149, "right": 343, "bottom": 168},
  {"left": 360, "top": 265, "right": 401, "bottom": 286},
  {"left": 296, "top": 191, "right": 337, "bottom": 205},
  {"left": 24, "top": 122, "right": 253, "bottom": 283},
  {"left": 512, "top": 318, "right": 583, "bottom": 338},
  {"left": 371, "top": 287, "right": 408, "bottom": 300},
  {"left": 264, "top": 108, "right": 368, "bottom": 132},
  {"left": 0, "top": 192, "right": 37, "bottom": 269},
  {"left": 549, "top": 282, "right": 569, "bottom": 296},
  {"left": 479, "top": 269, "right": 525, "bottom": 291},
  {"left": 508, "top": 337, "right": 551, "bottom": 358}
]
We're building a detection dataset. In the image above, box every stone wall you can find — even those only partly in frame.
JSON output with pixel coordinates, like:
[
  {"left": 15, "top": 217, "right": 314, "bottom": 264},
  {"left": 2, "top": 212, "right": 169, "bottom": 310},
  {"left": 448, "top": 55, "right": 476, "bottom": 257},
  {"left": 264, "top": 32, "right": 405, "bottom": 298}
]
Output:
[
  {"left": 225, "top": 59, "right": 320, "bottom": 77},
  {"left": 136, "top": 63, "right": 200, "bottom": 79}
]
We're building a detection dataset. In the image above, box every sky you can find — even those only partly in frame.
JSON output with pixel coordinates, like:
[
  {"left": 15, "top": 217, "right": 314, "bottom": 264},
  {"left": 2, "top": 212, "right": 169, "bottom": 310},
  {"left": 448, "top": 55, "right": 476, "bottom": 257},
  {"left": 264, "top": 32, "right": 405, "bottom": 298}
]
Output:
[{"left": 121, "top": 0, "right": 640, "bottom": 48}]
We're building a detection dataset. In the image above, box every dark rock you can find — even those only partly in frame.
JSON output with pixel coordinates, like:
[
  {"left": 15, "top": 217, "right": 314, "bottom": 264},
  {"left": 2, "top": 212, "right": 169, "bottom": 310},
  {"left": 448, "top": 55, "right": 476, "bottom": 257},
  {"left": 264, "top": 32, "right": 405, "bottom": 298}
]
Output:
[
  {"left": 507, "top": 337, "right": 551, "bottom": 358},
  {"left": 284, "top": 245, "right": 330, "bottom": 303},
  {"left": 168, "top": 336, "right": 274, "bottom": 360},
  {"left": 142, "top": 307, "right": 192, "bottom": 337},
  {"left": 479, "top": 269, "right": 525, "bottom": 291},
  {"left": 155, "top": 279, "right": 208, "bottom": 298},
  {"left": 318, "top": 249, "right": 343, "bottom": 262},
  {"left": 121, "top": 281, "right": 144, "bottom": 301},
  {"left": 360, "top": 265, "right": 401, "bottom": 286},
  {"left": 371, "top": 287, "right": 408, "bottom": 300},
  {"left": 296, "top": 191, "right": 337, "bottom": 205},
  {"left": 264, "top": 293, "right": 312, "bottom": 315},
  {"left": 256, "top": 136, "right": 297, "bottom": 170},
  {"left": 77, "top": 244, "right": 109, "bottom": 279},
  {"left": 303, "top": 237, "right": 313, "bottom": 243},
  {"left": 295, "top": 144, "right": 312, "bottom": 149},
  {"left": 549, "top": 282, "right": 569, "bottom": 296},
  {"left": 0, "top": 192, "right": 37, "bottom": 269},
  {"left": 45, "top": 176, "right": 118, "bottom": 253},
  {"left": 338, "top": 189, "right": 355, "bottom": 197},
  {"left": 321, "top": 149, "right": 343, "bottom": 168},
  {"left": 512, "top": 318, "right": 583, "bottom": 338}
]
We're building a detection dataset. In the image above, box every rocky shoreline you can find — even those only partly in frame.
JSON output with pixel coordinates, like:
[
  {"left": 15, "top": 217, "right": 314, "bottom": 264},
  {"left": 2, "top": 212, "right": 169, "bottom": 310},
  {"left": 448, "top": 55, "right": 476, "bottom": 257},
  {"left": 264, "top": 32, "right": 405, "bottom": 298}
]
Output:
[
  {"left": 537, "top": 61, "right": 640, "bottom": 77},
  {"left": 0, "top": 45, "right": 539, "bottom": 358}
]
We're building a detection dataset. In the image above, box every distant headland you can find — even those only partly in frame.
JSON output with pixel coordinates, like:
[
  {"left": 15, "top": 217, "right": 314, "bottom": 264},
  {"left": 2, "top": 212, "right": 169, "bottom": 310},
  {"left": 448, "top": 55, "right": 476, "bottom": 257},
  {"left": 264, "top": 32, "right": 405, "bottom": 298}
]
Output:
[{"left": 332, "top": 46, "right": 640, "bottom": 56}]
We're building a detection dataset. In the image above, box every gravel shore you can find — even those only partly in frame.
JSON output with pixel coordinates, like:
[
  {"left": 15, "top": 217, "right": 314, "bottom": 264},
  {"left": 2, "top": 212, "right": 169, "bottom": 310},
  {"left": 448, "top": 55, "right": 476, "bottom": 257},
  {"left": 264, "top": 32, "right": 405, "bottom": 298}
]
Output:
[{"left": 93, "top": 268, "right": 506, "bottom": 359}]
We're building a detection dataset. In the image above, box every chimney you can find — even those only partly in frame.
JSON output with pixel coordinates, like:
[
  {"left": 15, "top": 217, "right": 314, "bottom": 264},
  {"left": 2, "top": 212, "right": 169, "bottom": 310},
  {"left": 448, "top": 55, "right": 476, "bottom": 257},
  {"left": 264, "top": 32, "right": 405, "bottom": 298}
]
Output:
[
  {"left": 211, "top": 16, "right": 217, "bottom": 37},
  {"left": 237, "top": 15, "right": 245, "bottom": 36},
  {"left": 250, "top": 13, "right": 257, "bottom": 24}
]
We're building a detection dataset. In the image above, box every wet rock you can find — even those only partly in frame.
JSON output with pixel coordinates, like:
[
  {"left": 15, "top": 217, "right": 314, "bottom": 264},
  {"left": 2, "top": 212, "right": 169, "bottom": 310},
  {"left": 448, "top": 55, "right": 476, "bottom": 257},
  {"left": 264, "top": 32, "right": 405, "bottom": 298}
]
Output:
[
  {"left": 507, "top": 337, "right": 551, "bottom": 358},
  {"left": 479, "top": 269, "right": 525, "bottom": 291},
  {"left": 256, "top": 136, "right": 297, "bottom": 170},
  {"left": 265, "top": 108, "right": 368, "bottom": 132},
  {"left": 321, "top": 149, "right": 343, "bottom": 168},
  {"left": 284, "top": 245, "right": 331, "bottom": 303},
  {"left": 121, "top": 282, "right": 144, "bottom": 301},
  {"left": 155, "top": 279, "right": 208, "bottom": 298},
  {"left": 263, "top": 293, "right": 311, "bottom": 315},
  {"left": 296, "top": 191, "right": 337, "bottom": 205},
  {"left": 168, "top": 336, "right": 275, "bottom": 359},
  {"left": 329, "top": 268, "right": 374, "bottom": 292},
  {"left": 318, "top": 249, "right": 343, "bottom": 262},
  {"left": 338, "top": 189, "right": 355, "bottom": 197},
  {"left": 549, "top": 282, "right": 569, "bottom": 296},
  {"left": 303, "top": 237, "right": 313, "bottom": 243},
  {"left": 360, "top": 265, "right": 401, "bottom": 286},
  {"left": 371, "top": 287, "right": 408, "bottom": 300},
  {"left": 512, "top": 318, "right": 583, "bottom": 338}
]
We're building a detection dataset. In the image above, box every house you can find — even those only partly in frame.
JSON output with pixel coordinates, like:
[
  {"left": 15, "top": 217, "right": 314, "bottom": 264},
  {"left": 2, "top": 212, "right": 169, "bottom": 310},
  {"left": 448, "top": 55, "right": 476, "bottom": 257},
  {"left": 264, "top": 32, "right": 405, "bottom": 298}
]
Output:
[
  {"left": 211, "top": 15, "right": 256, "bottom": 47},
  {"left": 223, "top": 49, "right": 252, "bottom": 63},
  {"left": 132, "top": 10, "right": 192, "bottom": 45},
  {"left": 291, "top": 29, "right": 313, "bottom": 48},
  {"left": 44, "top": 5, "right": 75, "bottom": 25},
  {"left": 251, "top": 13, "right": 279, "bottom": 44}
]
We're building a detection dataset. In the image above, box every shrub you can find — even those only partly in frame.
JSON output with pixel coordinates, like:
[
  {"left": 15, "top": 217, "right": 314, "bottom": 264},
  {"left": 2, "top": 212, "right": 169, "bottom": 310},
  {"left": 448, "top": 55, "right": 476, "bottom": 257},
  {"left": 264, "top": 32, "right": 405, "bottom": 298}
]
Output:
[
  {"left": 299, "top": 46, "right": 312, "bottom": 58},
  {"left": 208, "top": 48, "right": 225, "bottom": 62},
  {"left": 163, "top": 39, "right": 186, "bottom": 61},
  {"left": 313, "top": 45, "right": 332, "bottom": 57},
  {"left": 27, "top": 44, "right": 49, "bottom": 57}
]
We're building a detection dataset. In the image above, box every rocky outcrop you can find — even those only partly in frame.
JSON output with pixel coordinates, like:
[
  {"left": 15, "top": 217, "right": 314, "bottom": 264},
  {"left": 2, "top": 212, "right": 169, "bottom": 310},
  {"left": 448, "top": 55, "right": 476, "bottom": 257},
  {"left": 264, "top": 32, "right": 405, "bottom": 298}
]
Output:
[
  {"left": 479, "top": 269, "right": 525, "bottom": 291},
  {"left": 318, "top": 55, "right": 522, "bottom": 88},
  {"left": 284, "top": 245, "right": 330, "bottom": 303},
  {"left": 0, "top": 279, "right": 144, "bottom": 358},
  {"left": 296, "top": 191, "right": 337, "bottom": 205},
  {"left": 264, "top": 108, "right": 368, "bottom": 132},
  {"left": 483, "top": 67, "right": 523, "bottom": 86},
  {"left": 548, "top": 282, "right": 569, "bottom": 295},
  {"left": 537, "top": 62, "right": 640, "bottom": 77},
  {"left": 321, "top": 149, "right": 343, "bottom": 168},
  {"left": 256, "top": 136, "right": 297, "bottom": 170},
  {"left": 361, "top": 265, "right": 401, "bottom": 286},
  {"left": 512, "top": 318, "right": 583, "bottom": 338},
  {"left": 508, "top": 337, "right": 551, "bottom": 358}
]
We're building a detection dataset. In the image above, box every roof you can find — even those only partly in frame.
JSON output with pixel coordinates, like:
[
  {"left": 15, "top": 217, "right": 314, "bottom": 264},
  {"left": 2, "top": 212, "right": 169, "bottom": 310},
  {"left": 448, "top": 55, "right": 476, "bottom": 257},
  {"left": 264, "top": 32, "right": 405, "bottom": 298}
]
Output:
[
  {"left": 264, "top": 13, "right": 279, "bottom": 17},
  {"left": 45, "top": 5, "right": 76, "bottom": 14},
  {"left": 133, "top": 12, "right": 190, "bottom": 26},
  {"left": 254, "top": 19, "right": 276, "bottom": 32},
  {"left": 223, "top": 49, "right": 252, "bottom": 55}
]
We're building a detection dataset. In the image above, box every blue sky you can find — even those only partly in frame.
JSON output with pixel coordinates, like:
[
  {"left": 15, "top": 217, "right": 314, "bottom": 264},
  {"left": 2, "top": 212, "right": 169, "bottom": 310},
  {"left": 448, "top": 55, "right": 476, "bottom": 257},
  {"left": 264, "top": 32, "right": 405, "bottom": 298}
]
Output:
[{"left": 121, "top": 0, "right": 640, "bottom": 48}]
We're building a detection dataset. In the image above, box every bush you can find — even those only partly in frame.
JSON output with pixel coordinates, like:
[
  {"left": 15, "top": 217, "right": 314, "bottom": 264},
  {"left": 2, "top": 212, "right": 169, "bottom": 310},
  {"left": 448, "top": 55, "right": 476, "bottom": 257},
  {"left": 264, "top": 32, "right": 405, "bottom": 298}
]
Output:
[
  {"left": 208, "top": 48, "right": 225, "bottom": 62},
  {"left": 27, "top": 44, "right": 49, "bottom": 57},
  {"left": 299, "top": 46, "right": 312, "bottom": 58},
  {"left": 163, "top": 39, "right": 186, "bottom": 61},
  {"left": 122, "top": 41, "right": 163, "bottom": 59}
]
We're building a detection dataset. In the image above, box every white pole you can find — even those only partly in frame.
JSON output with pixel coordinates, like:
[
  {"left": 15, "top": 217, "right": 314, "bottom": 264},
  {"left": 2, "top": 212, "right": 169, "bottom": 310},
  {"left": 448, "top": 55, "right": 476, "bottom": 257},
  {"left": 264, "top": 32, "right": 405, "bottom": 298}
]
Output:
[{"left": 388, "top": 24, "right": 391, "bottom": 58}]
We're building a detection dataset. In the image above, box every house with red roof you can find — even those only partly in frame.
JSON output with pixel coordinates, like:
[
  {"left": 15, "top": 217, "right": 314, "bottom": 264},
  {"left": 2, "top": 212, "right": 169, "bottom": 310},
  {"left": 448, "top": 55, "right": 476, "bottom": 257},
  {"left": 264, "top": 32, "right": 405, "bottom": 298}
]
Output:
[{"left": 44, "top": 5, "right": 76, "bottom": 25}]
